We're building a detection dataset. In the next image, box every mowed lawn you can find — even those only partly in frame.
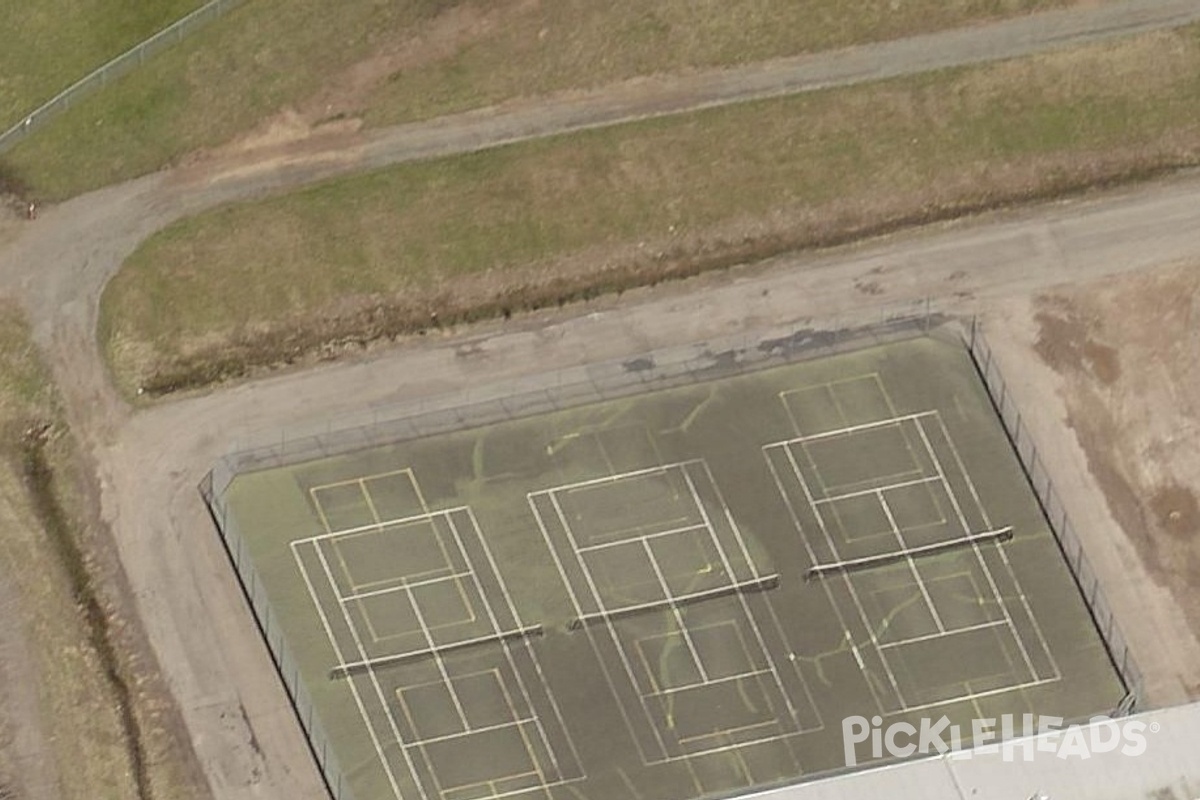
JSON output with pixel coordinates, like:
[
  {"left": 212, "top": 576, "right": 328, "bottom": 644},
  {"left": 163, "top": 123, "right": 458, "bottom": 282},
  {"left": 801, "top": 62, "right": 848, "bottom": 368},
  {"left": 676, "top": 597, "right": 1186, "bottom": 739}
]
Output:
[
  {"left": 100, "top": 26, "right": 1200, "bottom": 396},
  {"left": 5, "top": 0, "right": 1078, "bottom": 200},
  {"left": 0, "top": 0, "right": 201, "bottom": 129}
]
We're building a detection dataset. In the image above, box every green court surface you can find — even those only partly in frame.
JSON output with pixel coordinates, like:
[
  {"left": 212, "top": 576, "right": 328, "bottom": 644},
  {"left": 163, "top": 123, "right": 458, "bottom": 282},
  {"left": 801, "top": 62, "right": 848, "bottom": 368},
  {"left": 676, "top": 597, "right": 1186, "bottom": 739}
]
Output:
[{"left": 220, "top": 336, "right": 1124, "bottom": 800}]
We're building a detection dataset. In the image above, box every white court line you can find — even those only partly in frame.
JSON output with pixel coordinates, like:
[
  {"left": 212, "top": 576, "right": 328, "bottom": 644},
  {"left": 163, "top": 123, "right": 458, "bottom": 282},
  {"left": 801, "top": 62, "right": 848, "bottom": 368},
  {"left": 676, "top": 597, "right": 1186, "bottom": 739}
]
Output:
[
  {"left": 935, "top": 416, "right": 1062, "bottom": 683},
  {"left": 678, "top": 718, "right": 779, "bottom": 747},
  {"left": 306, "top": 540, "right": 433, "bottom": 800},
  {"left": 678, "top": 463, "right": 802, "bottom": 724},
  {"left": 693, "top": 457, "right": 825, "bottom": 734},
  {"left": 293, "top": 506, "right": 470, "bottom": 546},
  {"left": 447, "top": 511, "right": 563, "bottom": 785},
  {"left": 451, "top": 510, "right": 583, "bottom": 786},
  {"left": 761, "top": 446, "right": 889, "bottom": 717},
  {"left": 338, "top": 570, "right": 472, "bottom": 603},
  {"left": 549, "top": 461, "right": 688, "bottom": 493},
  {"left": 645, "top": 669, "right": 774, "bottom": 697},
  {"left": 777, "top": 440, "right": 907, "bottom": 706},
  {"left": 290, "top": 541, "right": 410, "bottom": 800},
  {"left": 546, "top": 490, "right": 674, "bottom": 761},
  {"left": 573, "top": 522, "right": 709, "bottom": 553},
  {"left": 895, "top": 676, "right": 1058, "bottom": 717},
  {"left": 641, "top": 538, "right": 709, "bottom": 682},
  {"left": 813, "top": 475, "right": 942, "bottom": 506},
  {"left": 525, "top": 491, "right": 656, "bottom": 765},
  {"left": 310, "top": 466, "right": 418, "bottom": 494},
  {"left": 309, "top": 482, "right": 581, "bottom": 800},
  {"left": 570, "top": 575, "right": 778, "bottom": 628},
  {"left": 550, "top": 462, "right": 804, "bottom": 761},
  {"left": 406, "top": 718, "right": 537, "bottom": 747},
  {"left": 878, "top": 491, "right": 946, "bottom": 633},
  {"left": 332, "top": 626, "right": 544, "bottom": 675},
  {"left": 912, "top": 418, "right": 1039, "bottom": 683},
  {"left": 769, "top": 408, "right": 1050, "bottom": 714},
  {"left": 782, "top": 411, "right": 938, "bottom": 444},
  {"left": 878, "top": 619, "right": 1009, "bottom": 650}
]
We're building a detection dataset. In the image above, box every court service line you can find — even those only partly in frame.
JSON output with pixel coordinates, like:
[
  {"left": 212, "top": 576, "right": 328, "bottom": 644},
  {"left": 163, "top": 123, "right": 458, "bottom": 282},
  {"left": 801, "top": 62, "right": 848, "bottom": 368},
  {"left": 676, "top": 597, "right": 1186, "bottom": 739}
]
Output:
[
  {"left": 935, "top": 418, "right": 1062, "bottom": 683},
  {"left": 530, "top": 491, "right": 673, "bottom": 764},
  {"left": 307, "top": 541, "right": 431, "bottom": 800},
  {"left": 461, "top": 505, "right": 588, "bottom": 779},
  {"left": 523, "top": 496, "right": 615, "bottom": 772},
  {"left": 679, "top": 464, "right": 804, "bottom": 726},
  {"left": 784, "top": 411, "right": 939, "bottom": 444},
  {"left": 293, "top": 506, "right": 468, "bottom": 546},
  {"left": 546, "top": 490, "right": 675, "bottom": 761},
  {"left": 644, "top": 668, "right": 775, "bottom": 697},
  {"left": 451, "top": 509, "right": 570, "bottom": 785},
  {"left": 290, "top": 541, "right": 408, "bottom": 800},
  {"left": 877, "top": 619, "right": 1009, "bottom": 650},
  {"left": 573, "top": 521, "right": 708, "bottom": 553},
  {"left": 814, "top": 475, "right": 942, "bottom": 506},
  {"left": 553, "top": 461, "right": 695, "bottom": 493},
  {"left": 761, "top": 445, "right": 890, "bottom": 718},
  {"left": 878, "top": 492, "right": 947, "bottom": 632},
  {"left": 338, "top": 570, "right": 473, "bottom": 603},
  {"left": 779, "top": 441, "right": 908, "bottom": 708},
  {"left": 913, "top": 418, "right": 1039, "bottom": 682}
]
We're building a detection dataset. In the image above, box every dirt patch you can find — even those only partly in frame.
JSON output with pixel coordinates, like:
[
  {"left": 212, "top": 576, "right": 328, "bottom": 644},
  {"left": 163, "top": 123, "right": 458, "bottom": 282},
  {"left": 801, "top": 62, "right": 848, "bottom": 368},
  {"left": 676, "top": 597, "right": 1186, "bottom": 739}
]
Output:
[
  {"left": 1034, "top": 297, "right": 1121, "bottom": 386},
  {"left": 1033, "top": 262, "right": 1200, "bottom": 641},
  {"left": 185, "top": 0, "right": 539, "bottom": 165}
]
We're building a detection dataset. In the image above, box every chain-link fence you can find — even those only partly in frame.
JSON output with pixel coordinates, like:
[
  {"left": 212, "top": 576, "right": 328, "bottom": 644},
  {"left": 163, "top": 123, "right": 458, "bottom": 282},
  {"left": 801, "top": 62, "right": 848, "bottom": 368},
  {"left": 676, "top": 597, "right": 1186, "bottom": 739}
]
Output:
[
  {"left": 200, "top": 300, "right": 940, "bottom": 800},
  {"left": 966, "top": 319, "right": 1143, "bottom": 714},
  {"left": 0, "top": 0, "right": 246, "bottom": 155},
  {"left": 201, "top": 304, "right": 1146, "bottom": 798},
  {"left": 208, "top": 299, "right": 942, "bottom": 485},
  {"left": 200, "top": 470, "right": 355, "bottom": 800}
]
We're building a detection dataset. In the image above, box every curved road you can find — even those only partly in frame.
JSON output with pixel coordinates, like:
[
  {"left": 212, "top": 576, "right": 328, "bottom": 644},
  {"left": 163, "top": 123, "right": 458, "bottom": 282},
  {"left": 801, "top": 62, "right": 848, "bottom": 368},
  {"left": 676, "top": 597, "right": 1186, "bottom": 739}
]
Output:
[{"left": 1, "top": 1, "right": 1200, "bottom": 797}]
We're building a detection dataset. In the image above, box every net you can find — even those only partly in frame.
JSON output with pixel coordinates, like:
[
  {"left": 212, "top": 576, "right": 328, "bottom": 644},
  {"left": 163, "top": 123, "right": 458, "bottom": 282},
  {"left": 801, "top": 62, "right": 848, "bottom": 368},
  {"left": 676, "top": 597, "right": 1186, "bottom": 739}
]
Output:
[{"left": 806, "top": 526, "right": 1013, "bottom": 582}]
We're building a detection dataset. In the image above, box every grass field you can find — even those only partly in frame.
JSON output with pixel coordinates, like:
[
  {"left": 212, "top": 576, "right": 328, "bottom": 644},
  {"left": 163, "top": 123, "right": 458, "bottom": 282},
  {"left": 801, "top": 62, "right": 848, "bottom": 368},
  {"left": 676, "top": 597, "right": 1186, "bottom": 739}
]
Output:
[
  {"left": 0, "top": 0, "right": 201, "bottom": 129},
  {"left": 216, "top": 336, "right": 1123, "bottom": 800},
  {"left": 0, "top": 306, "right": 201, "bottom": 799},
  {"left": 2, "top": 0, "right": 1078, "bottom": 200},
  {"left": 100, "top": 25, "right": 1200, "bottom": 397}
]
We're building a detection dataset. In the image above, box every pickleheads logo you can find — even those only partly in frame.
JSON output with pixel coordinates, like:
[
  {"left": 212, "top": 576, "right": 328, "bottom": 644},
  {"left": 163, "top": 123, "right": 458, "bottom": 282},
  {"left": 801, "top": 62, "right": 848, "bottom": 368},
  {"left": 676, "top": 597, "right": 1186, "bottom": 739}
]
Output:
[{"left": 842, "top": 714, "right": 1159, "bottom": 767}]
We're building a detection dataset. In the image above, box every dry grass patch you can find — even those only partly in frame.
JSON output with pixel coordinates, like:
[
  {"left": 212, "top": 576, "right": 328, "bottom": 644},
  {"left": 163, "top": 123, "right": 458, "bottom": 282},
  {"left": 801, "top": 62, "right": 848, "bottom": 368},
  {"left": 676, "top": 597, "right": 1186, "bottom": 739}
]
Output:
[
  {"left": 0, "top": 305, "right": 205, "bottom": 800},
  {"left": 5, "top": 0, "right": 1080, "bottom": 200},
  {"left": 0, "top": 0, "right": 202, "bottom": 129},
  {"left": 100, "top": 25, "right": 1200, "bottom": 395}
]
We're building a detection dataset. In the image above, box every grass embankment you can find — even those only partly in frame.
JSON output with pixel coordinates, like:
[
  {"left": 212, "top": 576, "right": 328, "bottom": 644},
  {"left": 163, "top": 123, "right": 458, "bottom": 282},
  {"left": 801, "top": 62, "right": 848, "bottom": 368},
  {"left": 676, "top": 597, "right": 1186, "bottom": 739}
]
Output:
[
  {"left": 100, "top": 26, "right": 1200, "bottom": 397},
  {"left": 0, "top": 0, "right": 202, "bottom": 129},
  {"left": 0, "top": 306, "right": 200, "bottom": 799},
  {"left": 4, "top": 0, "right": 1075, "bottom": 200}
]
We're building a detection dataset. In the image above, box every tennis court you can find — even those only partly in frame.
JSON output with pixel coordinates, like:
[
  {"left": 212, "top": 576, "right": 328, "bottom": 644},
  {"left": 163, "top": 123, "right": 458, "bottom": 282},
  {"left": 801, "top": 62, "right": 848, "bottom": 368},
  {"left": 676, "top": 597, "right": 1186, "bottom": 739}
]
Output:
[{"left": 217, "top": 336, "right": 1125, "bottom": 800}]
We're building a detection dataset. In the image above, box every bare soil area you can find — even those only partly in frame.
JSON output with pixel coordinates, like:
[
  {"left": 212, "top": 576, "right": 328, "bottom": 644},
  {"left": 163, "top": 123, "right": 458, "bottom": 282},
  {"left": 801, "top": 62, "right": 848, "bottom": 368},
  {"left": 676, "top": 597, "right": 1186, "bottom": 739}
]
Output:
[
  {"left": 1034, "top": 264, "right": 1200, "bottom": 664},
  {"left": 975, "top": 260, "right": 1200, "bottom": 707}
]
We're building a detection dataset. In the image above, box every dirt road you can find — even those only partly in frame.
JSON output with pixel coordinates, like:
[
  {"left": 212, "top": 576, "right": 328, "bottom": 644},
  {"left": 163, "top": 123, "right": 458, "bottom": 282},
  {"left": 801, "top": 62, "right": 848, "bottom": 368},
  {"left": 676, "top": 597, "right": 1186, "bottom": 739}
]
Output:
[{"left": 1, "top": 1, "right": 1200, "bottom": 797}]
